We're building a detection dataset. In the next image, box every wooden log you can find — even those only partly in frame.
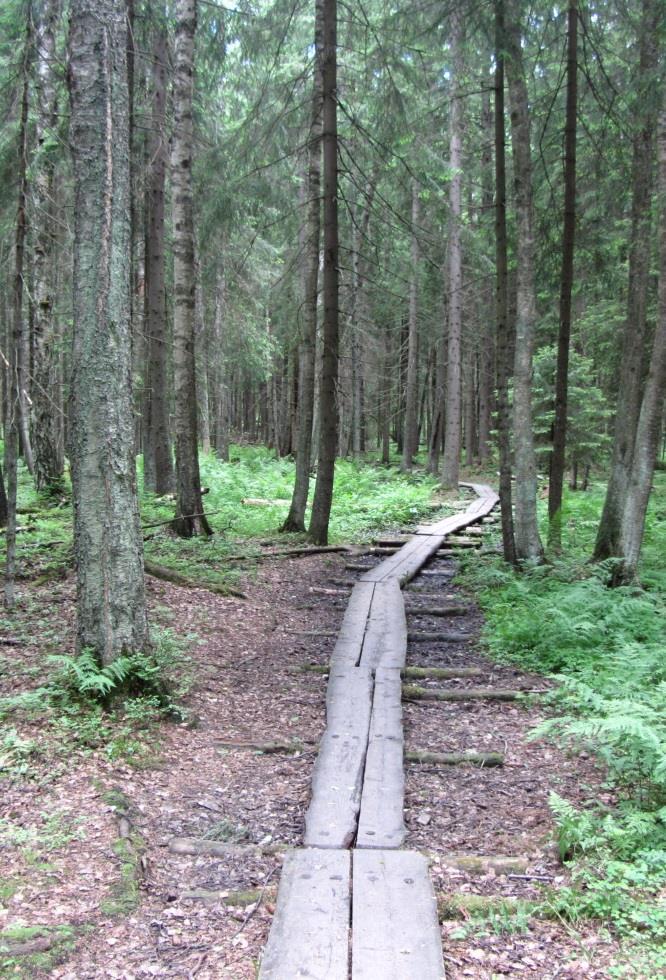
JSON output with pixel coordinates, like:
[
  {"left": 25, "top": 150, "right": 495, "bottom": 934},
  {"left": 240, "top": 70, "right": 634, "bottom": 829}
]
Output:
[
  {"left": 144, "top": 560, "right": 246, "bottom": 599},
  {"left": 214, "top": 739, "right": 309, "bottom": 754},
  {"left": 357, "top": 668, "right": 405, "bottom": 848},
  {"left": 310, "top": 586, "right": 350, "bottom": 596},
  {"left": 408, "top": 630, "right": 471, "bottom": 643},
  {"left": 405, "top": 604, "right": 470, "bottom": 617},
  {"left": 352, "top": 850, "right": 444, "bottom": 979},
  {"left": 168, "top": 838, "right": 287, "bottom": 857},
  {"left": 183, "top": 886, "right": 278, "bottom": 906},
  {"left": 404, "top": 666, "right": 482, "bottom": 680},
  {"left": 405, "top": 749, "right": 503, "bottom": 767},
  {"left": 444, "top": 536, "right": 481, "bottom": 548},
  {"left": 304, "top": 666, "right": 373, "bottom": 848},
  {"left": 434, "top": 854, "right": 528, "bottom": 875},
  {"left": 259, "top": 849, "right": 350, "bottom": 980},
  {"left": 437, "top": 892, "right": 541, "bottom": 920},
  {"left": 403, "top": 684, "right": 524, "bottom": 702}
]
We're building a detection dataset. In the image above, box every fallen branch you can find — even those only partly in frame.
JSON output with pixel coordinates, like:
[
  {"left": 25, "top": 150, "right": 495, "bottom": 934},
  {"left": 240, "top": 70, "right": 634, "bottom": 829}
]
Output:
[
  {"left": 437, "top": 892, "right": 541, "bottom": 921},
  {"left": 309, "top": 586, "right": 350, "bottom": 596},
  {"left": 405, "top": 605, "right": 470, "bottom": 617},
  {"left": 406, "top": 749, "right": 503, "bottom": 767},
  {"left": 144, "top": 560, "right": 246, "bottom": 599},
  {"left": 434, "top": 854, "right": 528, "bottom": 875},
  {"left": 169, "top": 837, "right": 287, "bottom": 858},
  {"left": 141, "top": 509, "right": 224, "bottom": 531},
  {"left": 215, "top": 739, "right": 310, "bottom": 754},
  {"left": 408, "top": 631, "right": 471, "bottom": 643},
  {"left": 225, "top": 545, "right": 353, "bottom": 563},
  {"left": 182, "top": 886, "right": 278, "bottom": 906},
  {"left": 403, "top": 684, "right": 525, "bottom": 702}
]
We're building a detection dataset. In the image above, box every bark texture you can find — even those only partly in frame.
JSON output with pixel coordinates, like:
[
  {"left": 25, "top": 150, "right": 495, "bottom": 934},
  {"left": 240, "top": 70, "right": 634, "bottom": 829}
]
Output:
[
  {"left": 144, "top": 17, "right": 174, "bottom": 495},
  {"left": 283, "top": 0, "right": 323, "bottom": 531},
  {"left": 308, "top": 0, "right": 338, "bottom": 546},
  {"left": 31, "top": 0, "right": 65, "bottom": 495},
  {"left": 505, "top": 4, "right": 543, "bottom": 562},
  {"left": 402, "top": 181, "right": 420, "bottom": 470},
  {"left": 615, "top": 103, "right": 666, "bottom": 582},
  {"left": 594, "top": 0, "right": 659, "bottom": 561},
  {"left": 548, "top": 0, "right": 578, "bottom": 551},
  {"left": 68, "top": 0, "right": 148, "bottom": 661},
  {"left": 171, "top": 0, "right": 211, "bottom": 536},
  {"left": 494, "top": 0, "right": 516, "bottom": 565},
  {"left": 441, "top": 8, "right": 464, "bottom": 489}
]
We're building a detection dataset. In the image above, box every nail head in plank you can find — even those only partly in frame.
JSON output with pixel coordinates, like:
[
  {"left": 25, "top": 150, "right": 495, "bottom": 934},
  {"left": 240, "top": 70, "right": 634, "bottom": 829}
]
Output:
[
  {"left": 259, "top": 848, "right": 350, "bottom": 980},
  {"left": 352, "top": 849, "right": 445, "bottom": 979}
]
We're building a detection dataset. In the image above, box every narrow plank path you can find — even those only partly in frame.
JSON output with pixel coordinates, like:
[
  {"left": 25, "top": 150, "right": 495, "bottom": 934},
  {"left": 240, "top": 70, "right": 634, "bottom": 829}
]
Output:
[{"left": 259, "top": 483, "right": 499, "bottom": 979}]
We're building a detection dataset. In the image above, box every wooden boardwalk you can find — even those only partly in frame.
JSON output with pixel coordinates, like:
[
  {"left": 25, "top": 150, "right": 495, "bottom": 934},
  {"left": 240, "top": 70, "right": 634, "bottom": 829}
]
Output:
[{"left": 259, "top": 483, "right": 499, "bottom": 979}]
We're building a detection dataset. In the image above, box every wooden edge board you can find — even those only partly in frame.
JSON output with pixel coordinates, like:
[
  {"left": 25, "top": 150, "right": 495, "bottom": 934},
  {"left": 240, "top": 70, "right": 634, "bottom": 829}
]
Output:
[
  {"left": 304, "top": 666, "right": 374, "bottom": 848},
  {"left": 360, "top": 579, "right": 407, "bottom": 670},
  {"left": 357, "top": 668, "right": 405, "bottom": 848},
  {"left": 352, "top": 849, "right": 445, "bottom": 979},
  {"left": 259, "top": 848, "right": 350, "bottom": 980}
]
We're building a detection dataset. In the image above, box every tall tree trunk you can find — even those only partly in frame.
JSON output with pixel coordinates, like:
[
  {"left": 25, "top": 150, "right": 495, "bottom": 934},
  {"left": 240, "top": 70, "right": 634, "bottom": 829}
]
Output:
[
  {"left": 495, "top": 0, "right": 516, "bottom": 565},
  {"left": 68, "top": 0, "right": 148, "bottom": 660},
  {"left": 548, "top": 0, "right": 578, "bottom": 551},
  {"left": 442, "top": 9, "right": 464, "bottom": 489},
  {"left": 614, "top": 103, "right": 666, "bottom": 583},
  {"left": 32, "top": 0, "right": 65, "bottom": 496},
  {"left": 5, "top": 22, "right": 31, "bottom": 608},
  {"left": 478, "top": 85, "right": 494, "bottom": 463},
  {"left": 144, "top": 16, "right": 174, "bottom": 494},
  {"left": 195, "top": 270, "right": 211, "bottom": 455},
  {"left": 505, "top": 2, "right": 544, "bottom": 562},
  {"left": 402, "top": 181, "right": 420, "bottom": 470},
  {"left": 212, "top": 264, "right": 229, "bottom": 460},
  {"left": 427, "top": 305, "right": 446, "bottom": 473},
  {"left": 308, "top": 0, "right": 338, "bottom": 546},
  {"left": 594, "top": 0, "right": 659, "bottom": 561},
  {"left": 283, "top": 0, "right": 323, "bottom": 531},
  {"left": 171, "top": 0, "right": 210, "bottom": 537}
]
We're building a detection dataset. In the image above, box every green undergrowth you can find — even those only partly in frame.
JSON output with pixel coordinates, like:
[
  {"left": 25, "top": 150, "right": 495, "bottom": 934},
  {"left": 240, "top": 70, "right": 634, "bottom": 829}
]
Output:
[
  {"left": 459, "top": 474, "right": 666, "bottom": 975},
  {"left": 6, "top": 445, "right": 444, "bottom": 593}
]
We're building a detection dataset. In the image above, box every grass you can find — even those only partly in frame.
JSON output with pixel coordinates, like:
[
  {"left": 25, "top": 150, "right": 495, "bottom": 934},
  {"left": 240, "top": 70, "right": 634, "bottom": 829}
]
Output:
[{"left": 459, "top": 472, "right": 666, "bottom": 976}]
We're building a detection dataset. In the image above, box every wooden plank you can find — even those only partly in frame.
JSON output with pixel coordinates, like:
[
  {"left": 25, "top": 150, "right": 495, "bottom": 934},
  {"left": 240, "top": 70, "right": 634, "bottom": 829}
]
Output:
[
  {"left": 304, "top": 665, "right": 373, "bottom": 848},
  {"left": 330, "top": 581, "right": 375, "bottom": 666},
  {"left": 357, "top": 668, "right": 405, "bottom": 848},
  {"left": 360, "top": 580, "right": 407, "bottom": 670},
  {"left": 352, "top": 849, "right": 445, "bottom": 979},
  {"left": 259, "top": 848, "right": 350, "bottom": 980}
]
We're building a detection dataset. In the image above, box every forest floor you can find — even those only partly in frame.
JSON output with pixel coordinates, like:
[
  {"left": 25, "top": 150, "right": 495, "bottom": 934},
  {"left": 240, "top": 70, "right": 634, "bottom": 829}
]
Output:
[{"left": 0, "top": 523, "right": 626, "bottom": 979}]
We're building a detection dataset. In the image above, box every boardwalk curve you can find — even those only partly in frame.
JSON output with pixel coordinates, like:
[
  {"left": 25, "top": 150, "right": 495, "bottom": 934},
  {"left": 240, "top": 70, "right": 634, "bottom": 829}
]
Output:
[{"left": 259, "top": 483, "right": 499, "bottom": 979}]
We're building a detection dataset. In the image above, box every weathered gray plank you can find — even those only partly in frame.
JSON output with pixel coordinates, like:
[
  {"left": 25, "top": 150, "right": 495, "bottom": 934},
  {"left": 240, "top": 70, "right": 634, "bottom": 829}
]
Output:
[
  {"left": 360, "top": 580, "right": 407, "bottom": 670},
  {"left": 330, "top": 581, "right": 375, "bottom": 666},
  {"left": 352, "top": 849, "right": 445, "bottom": 979},
  {"left": 259, "top": 848, "right": 350, "bottom": 980},
  {"left": 357, "top": 668, "right": 405, "bottom": 848},
  {"left": 304, "top": 665, "right": 373, "bottom": 848}
]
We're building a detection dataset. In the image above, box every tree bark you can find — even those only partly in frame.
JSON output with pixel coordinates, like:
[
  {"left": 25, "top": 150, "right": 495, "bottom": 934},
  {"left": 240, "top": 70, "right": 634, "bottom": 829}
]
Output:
[
  {"left": 308, "top": 0, "right": 338, "bottom": 546},
  {"left": 31, "top": 0, "right": 65, "bottom": 496},
  {"left": 494, "top": 0, "right": 516, "bottom": 565},
  {"left": 614, "top": 103, "right": 666, "bottom": 583},
  {"left": 5, "top": 22, "right": 31, "bottom": 608},
  {"left": 548, "top": 0, "right": 578, "bottom": 551},
  {"left": 283, "top": 0, "right": 323, "bottom": 531},
  {"left": 402, "top": 180, "right": 420, "bottom": 470},
  {"left": 171, "top": 0, "right": 211, "bottom": 537},
  {"left": 442, "top": 8, "right": 464, "bottom": 489},
  {"left": 594, "top": 0, "right": 659, "bottom": 561},
  {"left": 144, "top": 16, "right": 174, "bottom": 494},
  {"left": 68, "top": 0, "right": 149, "bottom": 660},
  {"left": 505, "top": 2, "right": 544, "bottom": 562}
]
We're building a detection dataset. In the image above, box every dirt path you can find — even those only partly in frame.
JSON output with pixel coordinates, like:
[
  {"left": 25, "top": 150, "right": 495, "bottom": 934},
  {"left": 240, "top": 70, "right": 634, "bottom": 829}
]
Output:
[{"left": 1, "top": 534, "right": 618, "bottom": 978}]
